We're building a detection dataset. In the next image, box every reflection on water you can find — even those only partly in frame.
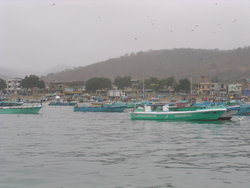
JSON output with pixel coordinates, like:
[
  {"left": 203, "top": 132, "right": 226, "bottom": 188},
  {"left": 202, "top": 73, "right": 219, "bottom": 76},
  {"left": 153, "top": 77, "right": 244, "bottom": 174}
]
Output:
[{"left": 0, "top": 105, "right": 250, "bottom": 188}]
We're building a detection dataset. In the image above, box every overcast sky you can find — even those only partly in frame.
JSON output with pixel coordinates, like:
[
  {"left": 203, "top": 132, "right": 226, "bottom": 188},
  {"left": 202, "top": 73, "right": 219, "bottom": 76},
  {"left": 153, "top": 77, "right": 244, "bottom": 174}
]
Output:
[{"left": 0, "top": 0, "right": 250, "bottom": 74}]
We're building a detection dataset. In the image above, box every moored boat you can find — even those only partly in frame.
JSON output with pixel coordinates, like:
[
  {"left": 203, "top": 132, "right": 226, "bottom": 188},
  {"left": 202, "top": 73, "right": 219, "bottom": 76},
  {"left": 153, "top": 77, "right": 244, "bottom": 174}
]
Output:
[
  {"left": 74, "top": 103, "right": 127, "bottom": 112},
  {"left": 130, "top": 105, "right": 226, "bottom": 121},
  {"left": 237, "top": 103, "right": 250, "bottom": 116},
  {"left": 0, "top": 105, "right": 42, "bottom": 114},
  {"left": 48, "top": 101, "right": 77, "bottom": 106},
  {"left": 226, "top": 100, "right": 250, "bottom": 116},
  {"left": 0, "top": 101, "right": 23, "bottom": 106}
]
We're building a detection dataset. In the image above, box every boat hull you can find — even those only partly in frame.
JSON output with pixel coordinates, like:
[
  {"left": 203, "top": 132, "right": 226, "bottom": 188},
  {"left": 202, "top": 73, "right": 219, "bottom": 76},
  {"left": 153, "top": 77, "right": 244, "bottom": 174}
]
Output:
[
  {"left": 0, "top": 106, "right": 42, "bottom": 114},
  {"left": 130, "top": 108, "right": 226, "bottom": 121},
  {"left": 74, "top": 106, "right": 126, "bottom": 112},
  {"left": 49, "top": 102, "right": 76, "bottom": 106},
  {"left": 219, "top": 105, "right": 240, "bottom": 120}
]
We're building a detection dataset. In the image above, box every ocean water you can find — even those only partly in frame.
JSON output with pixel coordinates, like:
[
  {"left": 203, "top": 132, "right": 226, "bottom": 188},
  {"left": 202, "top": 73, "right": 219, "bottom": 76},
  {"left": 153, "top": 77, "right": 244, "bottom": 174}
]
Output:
[{"left": 0, "top": 105, "right": 250, "bottom": 188}]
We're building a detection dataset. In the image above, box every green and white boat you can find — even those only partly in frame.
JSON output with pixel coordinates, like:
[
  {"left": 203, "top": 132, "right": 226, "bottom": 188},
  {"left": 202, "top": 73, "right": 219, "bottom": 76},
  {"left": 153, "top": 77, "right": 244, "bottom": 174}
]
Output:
[
  {"left": 0, "top": 105, "right": 42, "bottom": 114},
  {"left": 0, "top": 101, "right": 23, "bottom": 106},
  {"left": 130, "top": 105, "right": 226, "bottom": 121}
]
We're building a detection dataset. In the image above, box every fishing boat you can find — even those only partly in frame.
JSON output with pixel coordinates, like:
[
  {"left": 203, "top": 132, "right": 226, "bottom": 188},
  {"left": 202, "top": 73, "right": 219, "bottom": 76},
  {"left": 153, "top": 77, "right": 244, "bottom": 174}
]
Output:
[
  {"left": 130, "top": 105, "right": 226, "bottom": 121},
  {"left": 0, "top": 105, "right": 42, "bottom": 114},
  {"left": 237, "top": 103, "right": 250, "bottom": 116},
  {"left": 48, "top": 101, "right": 77, "bottom": 106},
  {"left": 224, "top": 100, "right": 250, "bottom": 116},
  {"left": 126, "top": 101, "right": 151, "bottom": 108},
  {"left": 0, "top": 101, "right": 23, "bottom": 106},
  {"left": 74, "top": 103, "right": 127, "bottom": 112}
]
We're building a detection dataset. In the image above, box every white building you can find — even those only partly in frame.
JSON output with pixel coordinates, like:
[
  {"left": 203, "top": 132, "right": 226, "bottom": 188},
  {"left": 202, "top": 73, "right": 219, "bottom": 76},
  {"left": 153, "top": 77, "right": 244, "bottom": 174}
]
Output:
[
  {"left": 107, "top": 90, "right": 123, "bottom": 97},
  {"left": 6, "top": 78, "right": 22, "bottom": 94},
  {"left": 228, "top": 83, "right": 242, "bottom": 94},
  {"left": 210, "top": 83, "right": 227, "bottom": 95}
]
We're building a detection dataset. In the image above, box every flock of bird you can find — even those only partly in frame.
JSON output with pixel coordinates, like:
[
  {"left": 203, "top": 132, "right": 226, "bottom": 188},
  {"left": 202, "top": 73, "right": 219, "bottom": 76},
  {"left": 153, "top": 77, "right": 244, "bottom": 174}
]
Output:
[{"left": 49, "top": 2, "right": 238, "bottom": 41}]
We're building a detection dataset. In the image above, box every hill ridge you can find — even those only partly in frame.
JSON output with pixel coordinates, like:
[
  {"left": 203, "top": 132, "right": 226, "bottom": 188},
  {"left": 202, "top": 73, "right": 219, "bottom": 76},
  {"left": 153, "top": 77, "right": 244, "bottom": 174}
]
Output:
[{"left": 43, "top": 47, "right": 250, "bottom": 82}]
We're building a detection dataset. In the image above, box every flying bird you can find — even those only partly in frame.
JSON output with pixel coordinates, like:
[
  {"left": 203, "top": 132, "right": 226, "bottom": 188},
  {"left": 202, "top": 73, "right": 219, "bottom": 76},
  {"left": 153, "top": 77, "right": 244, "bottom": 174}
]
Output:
[
  {"left": 134, "top": 37, "right": 138, "bottom": 40},
  {"left": 51, "top": 3, "right": 55, "bottom": 7},
  {"left": 233, "top": 19, "right": 237, "bottom": 23}
]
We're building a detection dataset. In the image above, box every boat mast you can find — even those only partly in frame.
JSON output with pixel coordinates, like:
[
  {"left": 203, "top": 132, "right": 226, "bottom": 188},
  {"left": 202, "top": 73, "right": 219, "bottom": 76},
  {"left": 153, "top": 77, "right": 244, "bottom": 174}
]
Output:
[
  {"left": 142, "top": 72, "right": 145, "bottom": 100},
  {"left": 190, "top": 77, "right": 193, "bottom": 95}
]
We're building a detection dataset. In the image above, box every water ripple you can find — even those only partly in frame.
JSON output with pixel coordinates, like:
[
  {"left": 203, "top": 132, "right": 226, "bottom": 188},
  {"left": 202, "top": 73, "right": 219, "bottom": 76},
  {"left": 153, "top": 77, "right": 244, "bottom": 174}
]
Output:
[{"left": 1, "top": 106, "right": 250, "bottom": 188}]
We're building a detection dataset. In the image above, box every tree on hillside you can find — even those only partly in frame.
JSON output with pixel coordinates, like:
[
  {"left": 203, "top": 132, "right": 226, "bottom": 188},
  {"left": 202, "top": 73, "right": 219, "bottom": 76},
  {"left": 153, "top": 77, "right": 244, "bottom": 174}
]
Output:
[
  {"left": 176, "top": 78, "right": 191, "bottom": 93},
  {"left": 86, "top": 77, "right": 112, "bottom": 93},
  {"left": 145, "top": 77, "right": 160, "bottom": 90},
  {"left": 20, "top": 75, "right": 45, "bottom": 89},
  {"left": 114, "top": 76, "right": 131, "bottom": 89},
  {"left": 159, "top": 76, "right": 176, "bottom": 89},
  {"left": 0, "top": 78, "right": 7, "bottom": 91}
]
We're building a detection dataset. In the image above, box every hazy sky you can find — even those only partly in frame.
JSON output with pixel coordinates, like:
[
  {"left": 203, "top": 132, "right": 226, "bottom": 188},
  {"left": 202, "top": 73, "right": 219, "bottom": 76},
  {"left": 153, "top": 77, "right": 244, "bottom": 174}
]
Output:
[{"left": 1, "top": 0, "right": 250, "bottom": 74}]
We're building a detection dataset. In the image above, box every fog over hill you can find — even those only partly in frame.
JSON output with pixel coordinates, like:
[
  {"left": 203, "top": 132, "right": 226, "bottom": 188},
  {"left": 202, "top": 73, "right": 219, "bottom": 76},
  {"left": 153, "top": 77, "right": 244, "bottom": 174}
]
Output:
[
  {"left": 43, "top": 47, "right": 250, "bottom": 83},
  {"left": 0, "top": 64, "right": 75, "bottom": 79},
  {"left": 0, "top": 65, "right": 19, "bottom": 79}
]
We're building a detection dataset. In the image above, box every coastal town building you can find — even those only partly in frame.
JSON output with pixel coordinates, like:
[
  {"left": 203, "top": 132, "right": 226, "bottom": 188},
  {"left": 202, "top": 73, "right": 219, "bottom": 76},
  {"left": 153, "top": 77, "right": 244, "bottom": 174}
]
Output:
[
  {"left": 199, "top": 81, "right": 211, "bottom": 95},
  {"left": 198, "top": 76, "right": 227, "bottom": 95},
  {"left": 198, "top": 76, "right": 210, "bottom": 95},
  {"left": 123, "top": 87, "right": 140, "bottom": 98},
  {"left": 96, "top": 89, "right": 108, "bottom": 96},
  {"left": 209, "top": 83, "right": 219, "bottom": 95},
  {"left": 48, "top": 82, "right": 65, "bottom": 93},
  {"left": 210, "top": 83, "right": 227, "bottom": 95},
  {"left": 6, "top": 78, "right": 22, "bottom": 94},
  {"left": 107, "top": 90, "right": 123, "bottom": 97},
  {"left": 43, "top": 77, "right": 250, "bottom": 100},
  {"left": 243, "top": 78, "right": 250, "bottom": 96},
  {"left": 48, "top": 81, "right": 85, "bottom": 95},
  {"left": 130, "top": 79, "right": 140, "bottom": 89},
  {"left": 228, "top": 83, "right": 242, "bottom": 94}
]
